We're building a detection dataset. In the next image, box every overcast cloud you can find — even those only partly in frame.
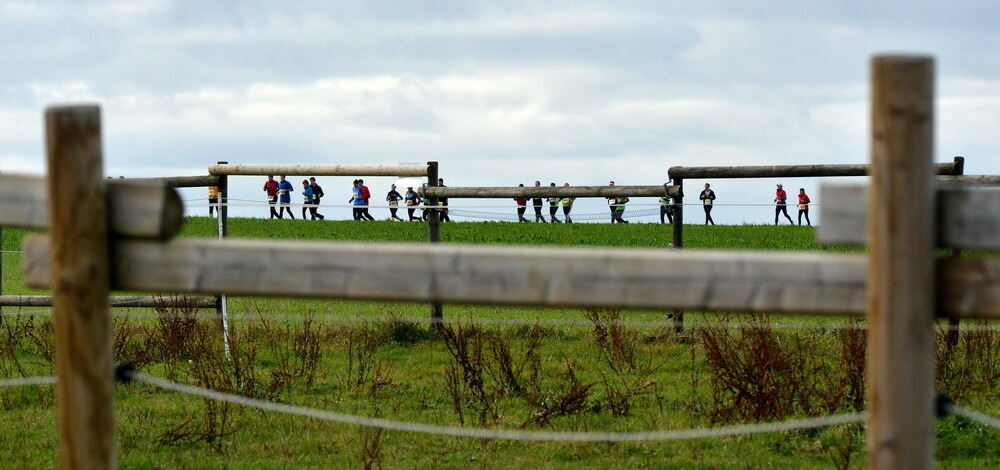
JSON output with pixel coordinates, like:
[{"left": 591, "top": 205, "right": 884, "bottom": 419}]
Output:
[{"left": 2, "top": 1, "right": 998, "bottom": 223}]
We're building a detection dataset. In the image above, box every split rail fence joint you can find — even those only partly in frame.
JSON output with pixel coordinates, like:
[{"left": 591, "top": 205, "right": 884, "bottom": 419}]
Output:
[
  {"left": 0, "top": 173, "right": 183, "bottom": 240},
  {"left": 818, "top": 183, "right": 1000, "bottom": 249}
]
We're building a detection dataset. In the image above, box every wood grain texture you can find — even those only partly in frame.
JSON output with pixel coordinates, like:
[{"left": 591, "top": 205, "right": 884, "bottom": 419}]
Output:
[
  {"left": 668, "top": 156, "right": 962, "bottom": 179},
  {"left": 22, "top": 236, "right": 1000, "bottom": 319},
  {"left": 818, "top": 184, "right": 1000, "bottom": 249},
  {"left": 866, "top": 55, "right": 935, "bottom": 470},
  {"left": 124, "top": 174, "right": 220, "bottom": 188},
  {"left": 208, "top": 163, "right": 429, "bottom": 177},
  {"left": 0, "top": 295, "right": 216, "bottom": 308},
  {"left": 24, "top": 237, "right": 873, "bottom": 315},
  {"left": 0, "top": 174, "right": 183, "bottom": 239},
  {"left": 938, "top": 174, "right": 1000, "bottom": 185},
  {"left": 421, "top": 184, "right": 681, "bottom": 198},
  {"left": 44, "top": 105, "right": 116, "bottom": 470}
]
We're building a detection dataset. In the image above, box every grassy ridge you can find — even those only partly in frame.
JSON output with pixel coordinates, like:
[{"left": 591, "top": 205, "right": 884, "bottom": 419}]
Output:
[{"left": 181, "top": 217, "right": 843, "bottom": 251}]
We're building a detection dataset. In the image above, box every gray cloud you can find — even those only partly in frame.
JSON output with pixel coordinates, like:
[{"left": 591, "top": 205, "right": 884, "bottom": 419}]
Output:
[{"left": 1, "top": 1, "right": 998, "bottom": 223}]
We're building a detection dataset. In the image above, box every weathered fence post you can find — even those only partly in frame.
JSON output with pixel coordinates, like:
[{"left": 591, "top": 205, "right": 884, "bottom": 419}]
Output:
[
  {"left": 45, "top": 105, "right": 116, "bottom": 469},
  {"left": 671, "top": 177, "right": 684, "bottom": 333},
  {"left": 867, "top": 55, "right": 936, "bottom": 470},
  {"left": 216, "top": 161, "right": 231, "bottom": 357},
  {"left": 426, "top": 161, "right": 443, "bottom": 323},
  {"left": 945, "top": 156, "right": 965, "bottom": 349}
]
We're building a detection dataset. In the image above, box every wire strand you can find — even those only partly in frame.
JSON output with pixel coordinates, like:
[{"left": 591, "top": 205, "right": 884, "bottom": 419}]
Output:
[
  {"left": 945, "top": 404, "right": 1000, "bottom": 430},
  {"left": 0, "top": 376, "right": 56, "bottom": 388},
  {"left": 131, "top": 371, "right": 864, "bottom": 442}
]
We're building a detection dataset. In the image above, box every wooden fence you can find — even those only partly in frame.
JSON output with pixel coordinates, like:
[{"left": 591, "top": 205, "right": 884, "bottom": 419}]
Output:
[{"left": 4, "top": 55, "right": 999, "bottom": 469}]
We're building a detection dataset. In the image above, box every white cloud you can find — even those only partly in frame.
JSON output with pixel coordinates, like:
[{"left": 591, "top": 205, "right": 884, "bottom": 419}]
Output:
[{"left": 2, "top": 2, "right": 1000, "bottom": 223}]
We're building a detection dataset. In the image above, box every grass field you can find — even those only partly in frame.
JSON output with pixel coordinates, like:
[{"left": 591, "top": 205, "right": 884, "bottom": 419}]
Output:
[{"left": 0, "top": 219, "right": 996, "bottom": 469}]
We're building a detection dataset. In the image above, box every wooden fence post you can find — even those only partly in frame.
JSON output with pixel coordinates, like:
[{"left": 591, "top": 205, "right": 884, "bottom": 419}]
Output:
[
  {"left": 946, "top": 156, "right": 964, "bottom": 349},
  {"left": 216, "top": 161, "right": 231, "bottom": 358},
  {"left": 671, "top": 178, "right": 684, "bottom": 333},
  {"left": 867, "top": 55, "right": 936, "bottom": 470},
  {"left": 426, "top": 161, "right": 443, "bottom": 323},
  {"left": 45, "top": 105, "right": 116, "bottom": 469}
]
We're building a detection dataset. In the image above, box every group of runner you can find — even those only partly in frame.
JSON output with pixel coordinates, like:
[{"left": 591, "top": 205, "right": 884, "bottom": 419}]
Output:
[
  {"left": 255, "top": 175, "right": 327, "bottom": 220},
  {"left": 697, "top": 183, "right": 812, "bottom": 226},
  {"left": 515, "top": 181, "right": 578, "bottom": 223},
  {"left": 381, "top": 178, "right": 451, "bottom": 222},
  {"left": 243, "top": 176, "right": 451, "bottom": 222},
  {"left": 207, "top": 177, "right": 813, "bottom": 225}
]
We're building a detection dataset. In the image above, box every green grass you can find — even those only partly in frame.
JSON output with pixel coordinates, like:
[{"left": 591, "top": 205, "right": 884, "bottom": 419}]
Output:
[{"left": 0, "top": 220, "right": 995, "bottom": 470}]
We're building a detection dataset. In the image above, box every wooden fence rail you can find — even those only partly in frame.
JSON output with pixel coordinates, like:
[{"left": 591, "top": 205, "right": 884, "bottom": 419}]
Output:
[
  {"left": 819, "top": 184, "right": 1000, "bottom": 249},
  {"left": 0, "top": 174, "right": 183, "bottom": 239},
  {"left": 19, "top": 237, "right": 1000, "bottom": 319},
  {"left": 421, "top": 184, "right": 679, "bottom": 198},
  {"left": 208, "top": 163, "right": 430, "bottom": 177},
  {"left": 667, "top": 157, "right": 963, "bottom": 179},
  {"left": 0, "top": 295, "right": 216, "bottom": 309}
]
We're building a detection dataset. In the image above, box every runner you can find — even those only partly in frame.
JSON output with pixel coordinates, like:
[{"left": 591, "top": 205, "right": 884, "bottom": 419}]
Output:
[
  {"left": 277, "top": 175, "right": 295, "bottom": 219},
  {"left": 207, "top": 184, "right": 219, "bottom": 217},
  {"left": 699, "top": 183, "right": 716, "bottom": 225},
  {"left": 386, "top": 184, "right": 404, "bottom": 221},
  {"left": 612, "top": 194, "right": 629, "bottom": 224},
  {"left": 547, "top": 183, "right": 561, "bottom": 223},
  {"left": 309, "top": 177, "right": 325, "bottom": 220},
  {"left": 606, "top": 181, "right": 619, "bottom": 223},
  {"left": 358, "top": 179, "right": 375, "bottom": 221},
  {"left": 263, "top": 175, "right": 280, "bottom": 219},
  {"left": 515, "top": 184, "right": 529, "bottom": 222},
  {"left": 405, "top": 186, "right": 421, "bottom": 221},
  {"left": 301, "top": 179, "right": 314, "bottom": 219},
  {"left": 532, "top": 181, "right": 545, "bottom": 222},
  {"left": 659, "top": 195, "right": 673, "bottom": 224},
  {"left": 797, "top": 188, "right": 812, "bottom": 226},
  {"left": 560, "top": 183, "right": 575, "bottom": 224},
  {"left": 774, "top": 183, "right": 793, "bottom": 225},
  {"left": 438, "top": 178, "right": 451, "bottom": 222},
  {"left": 349, "top": 180, "right": 364, "bottom": 220}
]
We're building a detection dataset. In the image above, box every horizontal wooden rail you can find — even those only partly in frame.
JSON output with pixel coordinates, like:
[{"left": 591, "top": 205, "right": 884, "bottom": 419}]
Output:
[
  {"left": 422, "top": 185, "right": 680, "bottom": 199},
  {"left": 0, "top": 295, "right": 216, "bottom": 309},
  {"left": 20, "top": 237, "right": 1000, "bottom": 319},
  {"left": 208, "top": 164, "right": 429, "bottom": 177},
  {"left": 124, "top": 175, "right": 220, "bottom": 188},
  {"left": 0, "top": 174, "right": 183, "bottom": 239},
  {"left": 668, "top": 156, "right": 963, "bottom": 179},
  {"left": 818, "top": 184, "right": 1000, "bottom": 249},
  {"left": 939, "top": 174, "right": 1000, "bottom": 185}
]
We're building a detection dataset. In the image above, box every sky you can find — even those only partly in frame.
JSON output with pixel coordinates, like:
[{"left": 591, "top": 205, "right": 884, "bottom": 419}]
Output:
[{"left": 1, "top": 0, "right": 998, "bottom": 224}]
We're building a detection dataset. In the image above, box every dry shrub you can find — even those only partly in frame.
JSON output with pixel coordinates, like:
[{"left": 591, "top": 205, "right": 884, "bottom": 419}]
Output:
[
  {"left": 359, "top": 427, "right": 385, "bottom": 470},
  {"left": 936, "top": 324, "right": 1000, "bottom": 402},
  {"left": 585, "top": 309, "right": 660, "bottom": 416},
  {"left": 696, "top": 315, "right": 853, "bottom": 422},
  {"left": 439, "top": 322, "right": 498, "bottom": 425},
  {"left": 521, "top": 359, "right": 593, "bottom": 427},
  {"left": 585, "top": 309, "right": 636, "bottom": 372},
  {"left": 483, "top": 325, "right": 543, "bottom": 400},
  {"left": 145, "top": 303, "right": 201, "bottom": 362},
  {"left": 113, "top": 317, "right": 155, "bottom": 370},
  {"left": 345, "top": 324, "right": 393, "bottom": 397},
  {"left": 836, "top": 325, "right": 866, "bottom": 412},
  {"left": 158, "top": 327, "right": 286, "bottom": 450}
]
